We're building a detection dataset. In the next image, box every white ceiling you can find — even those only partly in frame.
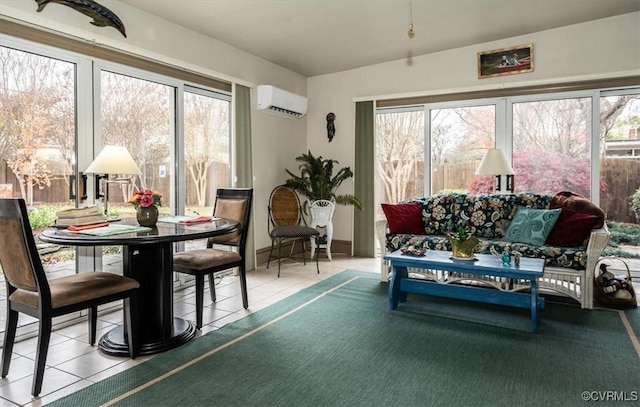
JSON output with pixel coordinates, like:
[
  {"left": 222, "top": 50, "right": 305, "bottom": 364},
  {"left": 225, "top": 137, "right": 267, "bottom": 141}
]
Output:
[{"left": 119, "top": 0, "right": 640, "bottom": 77}]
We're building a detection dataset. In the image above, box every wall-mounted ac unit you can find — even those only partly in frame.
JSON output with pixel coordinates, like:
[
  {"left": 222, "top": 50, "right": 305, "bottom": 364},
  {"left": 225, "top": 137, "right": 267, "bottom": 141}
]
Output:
[{"left": 257, "top": 85, "right": 307, "bottom": 119}]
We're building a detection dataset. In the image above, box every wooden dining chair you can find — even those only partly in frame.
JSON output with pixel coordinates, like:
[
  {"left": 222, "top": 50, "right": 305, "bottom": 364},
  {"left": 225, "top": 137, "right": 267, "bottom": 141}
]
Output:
[
  {"left": 172, "top": 188, "right": 253, "bottom": 329},
  {"left": 0, "top": 198, "right": 139, "bottom": 397}
]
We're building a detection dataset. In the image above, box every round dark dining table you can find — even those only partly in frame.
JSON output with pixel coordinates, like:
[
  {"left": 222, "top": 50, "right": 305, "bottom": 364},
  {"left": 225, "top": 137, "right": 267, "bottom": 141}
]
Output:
[{"left": 39, "top": 217, "right": 239, "bottom": 356}]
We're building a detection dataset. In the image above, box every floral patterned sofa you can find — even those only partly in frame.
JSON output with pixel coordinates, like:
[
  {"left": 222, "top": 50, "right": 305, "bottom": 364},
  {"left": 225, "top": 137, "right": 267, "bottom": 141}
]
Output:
[{"left": 377, "top": 192, "right": 611, "bottom": 309}]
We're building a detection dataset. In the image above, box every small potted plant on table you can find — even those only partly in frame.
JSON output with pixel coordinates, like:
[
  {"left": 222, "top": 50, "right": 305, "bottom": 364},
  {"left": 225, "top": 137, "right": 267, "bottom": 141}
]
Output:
[{"left": 446, "top": 226, "right": 479, "bottom": 259}]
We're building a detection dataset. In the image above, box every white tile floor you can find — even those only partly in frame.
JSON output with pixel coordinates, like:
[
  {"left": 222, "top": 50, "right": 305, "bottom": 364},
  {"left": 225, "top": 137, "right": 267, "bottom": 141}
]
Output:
[{"left": 0, "top": 255, "right": 381, "bottom": 407}]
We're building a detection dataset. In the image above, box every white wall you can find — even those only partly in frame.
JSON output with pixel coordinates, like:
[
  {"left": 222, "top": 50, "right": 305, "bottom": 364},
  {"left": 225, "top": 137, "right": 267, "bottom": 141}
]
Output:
[
  {"left": 306, "top": 12, "right": 640, "bottom": 248},
  {"left": 0, "top": 0, "right": 308, "bottom": 251}
]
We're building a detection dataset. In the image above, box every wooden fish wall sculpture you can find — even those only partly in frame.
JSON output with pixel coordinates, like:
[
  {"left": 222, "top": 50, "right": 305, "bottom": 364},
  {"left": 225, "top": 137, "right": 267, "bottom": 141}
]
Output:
[{"left": 35, "top": 0, "right": 127, "bottom": 38}]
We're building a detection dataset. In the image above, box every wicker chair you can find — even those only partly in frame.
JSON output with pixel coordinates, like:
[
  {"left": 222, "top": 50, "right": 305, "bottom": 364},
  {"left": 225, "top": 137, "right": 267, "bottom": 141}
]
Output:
[
  {"left": 267, "top": 185, "right": 319, "bottom": 277},
  {"left": 0, "top": 198, "right": 139, "bottom": 396},
  {"left": 172, "top": 188, "right": 252, "bottom": 329},
  {"left": 309, "top": 199, "right": 336, "bottom": 260}
]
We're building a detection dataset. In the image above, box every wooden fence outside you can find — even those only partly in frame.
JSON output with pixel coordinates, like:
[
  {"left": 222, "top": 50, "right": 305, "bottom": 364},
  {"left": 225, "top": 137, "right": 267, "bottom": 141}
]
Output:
[
  {"left": 0, "top": 160, "right": 229, "bottom": 208},
  {"left": 600, "top": 158, "right": 640, "bottom": 223}
]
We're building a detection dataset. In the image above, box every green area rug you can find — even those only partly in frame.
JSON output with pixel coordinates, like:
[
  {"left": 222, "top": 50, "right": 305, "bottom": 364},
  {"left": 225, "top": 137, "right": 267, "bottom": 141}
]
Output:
[{"left": 49, "top": 270, "right": 640, "bottom": 407}]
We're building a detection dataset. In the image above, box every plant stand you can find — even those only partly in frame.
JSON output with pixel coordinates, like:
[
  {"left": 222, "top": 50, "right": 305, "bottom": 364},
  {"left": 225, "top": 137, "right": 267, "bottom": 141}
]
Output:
[{"left": 309, "top": 200, "right": 335, "bottom": 260}]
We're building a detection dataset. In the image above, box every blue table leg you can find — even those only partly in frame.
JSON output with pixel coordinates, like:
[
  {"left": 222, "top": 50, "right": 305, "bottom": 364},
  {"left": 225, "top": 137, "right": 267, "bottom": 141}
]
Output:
[
  {"left": 389, "top": 265, "right": 408, "bottom": 310},
  {"left": 531, "top": 279, "right": 539, "bottom": 333}
]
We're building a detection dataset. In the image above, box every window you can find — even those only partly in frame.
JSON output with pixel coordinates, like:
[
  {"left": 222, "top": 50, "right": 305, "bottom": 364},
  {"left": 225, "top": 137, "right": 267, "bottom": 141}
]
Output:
[
  {"left": 429, "top": 104, "right": 496, "bottom": 195},
  {"left": 0, "top": 46, "right": 76, "bottom": 209},
  {"left": 511, "top": 96, "right": 592, "bottom": 196},
  {"left": 375, "top": 107, "right": 424, "bottom": 214},
  {"left": 0, "top": 36, "right": 233, "bottom": 337},
  {"left": 600, "top": 91, "right": 640, "bottom": 224},
  {"left": 184, "top": 86, "right": 232, "bottom": 217},
  {"left": 375, "top": 88, "right": 640, "bottom": 227},
  {"left": 100, "top": 70, "right": 175, "bottom": 218}
]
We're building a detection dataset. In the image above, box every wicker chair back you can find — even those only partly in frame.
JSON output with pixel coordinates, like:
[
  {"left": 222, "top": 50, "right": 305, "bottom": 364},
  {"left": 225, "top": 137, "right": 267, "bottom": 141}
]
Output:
[{"left": 270, "top": 186, "right": 302, "bottom": 227}]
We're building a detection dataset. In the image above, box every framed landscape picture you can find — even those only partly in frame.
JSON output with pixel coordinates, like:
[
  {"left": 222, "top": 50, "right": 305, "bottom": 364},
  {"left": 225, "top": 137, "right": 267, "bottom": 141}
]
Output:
[{"left": 477, "top": 44, "right": 534, "bottom": 79}]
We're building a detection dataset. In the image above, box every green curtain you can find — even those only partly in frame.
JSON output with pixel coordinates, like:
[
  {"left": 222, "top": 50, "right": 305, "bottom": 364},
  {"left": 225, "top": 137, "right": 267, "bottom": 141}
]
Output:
[
  {"left": 234, "top": 84, "right": 255, "bottom": 271},
  {"left": 353, "top": 101, "right": 375, "bottom": 257}
]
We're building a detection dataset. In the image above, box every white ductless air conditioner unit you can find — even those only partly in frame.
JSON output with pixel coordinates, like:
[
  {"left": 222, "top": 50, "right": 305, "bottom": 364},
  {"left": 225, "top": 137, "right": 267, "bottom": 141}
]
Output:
[{"left": 257, "top": 85, "right": 307, "bottom": 119}]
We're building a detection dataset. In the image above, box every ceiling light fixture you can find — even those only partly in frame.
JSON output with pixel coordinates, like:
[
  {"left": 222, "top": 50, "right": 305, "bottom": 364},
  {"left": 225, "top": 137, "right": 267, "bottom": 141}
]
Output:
[{"left": 407, "top": 0, "right": 415, "bottom": 39}]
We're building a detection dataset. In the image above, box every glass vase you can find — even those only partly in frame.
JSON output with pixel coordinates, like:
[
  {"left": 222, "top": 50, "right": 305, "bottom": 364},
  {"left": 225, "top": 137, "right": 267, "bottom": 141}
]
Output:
[{"left": 136, "top": 205, "right": 158, "bottom": 227}]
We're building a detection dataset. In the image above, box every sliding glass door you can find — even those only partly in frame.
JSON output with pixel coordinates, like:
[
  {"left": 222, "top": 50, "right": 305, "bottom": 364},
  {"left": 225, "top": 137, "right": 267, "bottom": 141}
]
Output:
[
  {"left": 0, "top": 43, "right": 82, "bottom": 335},
  {"left": 183, "top": 86, "right": 232, "bottom": 218},
  {"left": 0, "top": 36, "right": 234, "bottom": 338},
  {"left": 99, "top": 70, "right": 175, "bottom": 219}
]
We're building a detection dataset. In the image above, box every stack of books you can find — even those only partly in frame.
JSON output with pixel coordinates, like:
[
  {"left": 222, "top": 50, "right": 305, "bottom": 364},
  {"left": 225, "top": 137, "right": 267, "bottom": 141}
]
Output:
[{"left": 55, "top": 206, "right": 107, "bottom": 227}]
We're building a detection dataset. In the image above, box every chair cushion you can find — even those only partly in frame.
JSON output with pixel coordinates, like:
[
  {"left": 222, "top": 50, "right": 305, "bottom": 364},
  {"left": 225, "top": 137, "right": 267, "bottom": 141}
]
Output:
[
  {"left": 173, "top": 249, "right": 242, "bottom": 271},
  {"left": 270, "top": 225, "right": 319, "bottom": 238},
  {"left": 9, "top": 272, "right": 139, "bottom": 310}
]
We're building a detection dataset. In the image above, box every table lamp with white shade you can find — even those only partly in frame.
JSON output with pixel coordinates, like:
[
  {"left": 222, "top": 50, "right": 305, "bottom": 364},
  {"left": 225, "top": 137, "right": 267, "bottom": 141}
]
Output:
[
  {"left": 85, "top": 145, "right": 141, "bottom": 215},
  {"left": 475, "top": 148, "right": 514, "bottom": 193}
]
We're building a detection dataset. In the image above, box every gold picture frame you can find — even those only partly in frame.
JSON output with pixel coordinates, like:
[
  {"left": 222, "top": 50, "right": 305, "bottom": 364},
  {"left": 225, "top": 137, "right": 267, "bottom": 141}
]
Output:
[{"left": 477, "top": 44, "right": 534, "bottom": 79}]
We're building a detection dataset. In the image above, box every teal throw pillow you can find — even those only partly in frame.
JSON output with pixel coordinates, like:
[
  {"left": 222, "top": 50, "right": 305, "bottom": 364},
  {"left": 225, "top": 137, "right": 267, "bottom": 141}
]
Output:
[{"left": 503, "top": 206, "right": 561, "bottom": 245}]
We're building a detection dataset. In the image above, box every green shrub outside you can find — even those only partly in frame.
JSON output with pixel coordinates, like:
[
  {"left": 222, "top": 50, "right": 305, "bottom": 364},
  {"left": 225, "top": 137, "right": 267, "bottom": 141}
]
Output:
[
  {"left": 604, "top": 221, "right": 640, "bottom": 258},
  {"left": 632, "top": 186, "right": 640, "bottom": 215},
  {"left": 28, "top": 205, "right": 62, "bottom": 230}
]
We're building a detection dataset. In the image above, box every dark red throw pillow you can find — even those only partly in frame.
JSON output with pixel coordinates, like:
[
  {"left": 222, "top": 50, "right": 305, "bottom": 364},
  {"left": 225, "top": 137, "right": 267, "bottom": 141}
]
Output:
[
  {"left": 546, "top": 208, "right": 600, "bottom": 247},
  {"left": 381, "top": 202, "right": 425, "bottom": 235},
  {"left": 550, "top": 191, "right": 605, "bottom": 228}
]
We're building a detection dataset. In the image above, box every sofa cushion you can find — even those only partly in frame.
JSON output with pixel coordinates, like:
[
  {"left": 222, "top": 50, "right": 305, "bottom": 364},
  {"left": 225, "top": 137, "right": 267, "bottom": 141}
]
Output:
[
  {"left": 456, "top": 194, "right": 519, "bottom": 238},
  {"left": 387, "top": 233, "right": 451, "bottom": 253},
  {"left": 550, "top": 191, "right": 605, "bottom": 228},
  {"left": 503, "top": 206, "right": 561, "bottom": 245},
  {"left": 546, "top": 208, "right": 600, "bottom": 247},
  {"left": 381, "top": 202, "right": 424, "bottom": 235},
  {"left": 420, "top": 194, "right": 459, "bottom": 235},
  {"left": 448, "top": 193, "right": 551, "bottom": 239}
]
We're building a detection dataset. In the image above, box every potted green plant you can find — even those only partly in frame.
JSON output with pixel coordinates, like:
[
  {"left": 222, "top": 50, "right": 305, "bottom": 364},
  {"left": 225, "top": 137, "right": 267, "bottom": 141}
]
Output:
[
  {"left": 632, "top": 186, "right": 640, "bottom": 223},
  {"left": 446, "top": 226, "right": 480, "bottom": 259},
  {"left": 285, "top": 150, "right": 362, "bottom": 211}
]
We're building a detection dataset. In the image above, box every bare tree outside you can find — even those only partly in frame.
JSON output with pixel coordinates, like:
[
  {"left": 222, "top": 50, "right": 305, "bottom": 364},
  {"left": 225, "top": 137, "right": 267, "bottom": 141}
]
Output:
[
  {"left": 100, "top": 71, "right": 172, "bottom": 206},
  {"left": 0, "top": 47, "right": 75, "bottom": 206},
  {"left": 375, "top": 110, "right": 424, "bottom": 204},
  {"left": 513, "top": 98, "right": 591, "bottom": 157},
  {"left": 184, "top": 91, "right": 230, "bottom": 208},
  {"left": 430, "top": 106, "right": 495, "bottom": 194},
  {"left": 600, "top": 95, "right": 639, "bottom": 147}
]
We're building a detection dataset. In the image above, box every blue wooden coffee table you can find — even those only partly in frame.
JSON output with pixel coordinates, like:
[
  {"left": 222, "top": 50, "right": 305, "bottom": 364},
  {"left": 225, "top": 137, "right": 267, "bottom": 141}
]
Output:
[{"left": 384, "top": 250, "right": 546, "bottom": 333}]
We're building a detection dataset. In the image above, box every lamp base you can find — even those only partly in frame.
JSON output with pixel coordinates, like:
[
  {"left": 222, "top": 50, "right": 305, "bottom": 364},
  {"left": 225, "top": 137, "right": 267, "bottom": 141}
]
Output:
[{"left": 494, "top": 174, "right": 515, "bottom": 194}]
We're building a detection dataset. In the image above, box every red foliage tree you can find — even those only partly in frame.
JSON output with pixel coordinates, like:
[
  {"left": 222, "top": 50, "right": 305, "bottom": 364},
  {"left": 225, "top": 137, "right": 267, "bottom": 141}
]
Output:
[{"left": 470, "top": 151, "right": 606, "bottom": 196}]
